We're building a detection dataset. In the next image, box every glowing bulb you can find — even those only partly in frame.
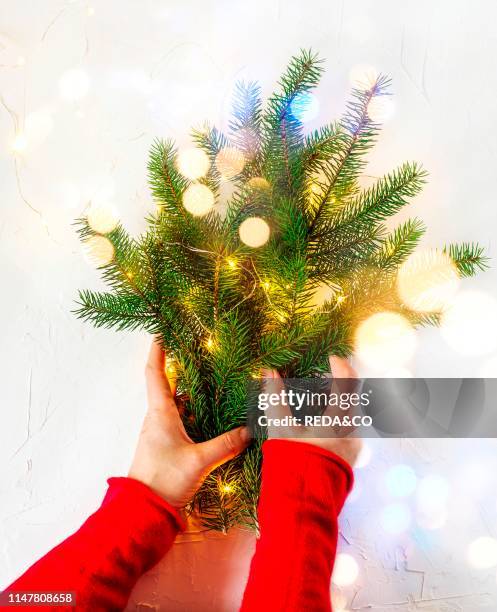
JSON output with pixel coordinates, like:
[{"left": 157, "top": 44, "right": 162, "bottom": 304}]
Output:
[
  {"left": 367, "top": 96, "right": 395, "bottom": 123},
  {"left": 226, "top": 257, "right": 237, "bottom": 269},
  {"left": 11, "top": 133, "right": 27, "bottom": 153},
  {"left": 397, "top": 250, "right": 460, "bottom": 312},
  {"left": 58, "top": 69, "right": 91, "bottom": 101},
  {"left": 381, "top": 502, "right": 411, "bottom": 535},
  {"left": 215, "top": 147, "right": 245, "bottom": 179},
  {"left": 219, "top": 482, "right": 234, "bottom": 494},
  {"left": 17, "top": 56, "right": 26, "bottom": 66},
  {"left": 87, "top": 6, "right": 95, "bottom": 16},
  {"left": 349, "top": 64, "right": 379, "bottom": 90},
  {"left": 239, "top": 217, "right": 270, "bottom": 248},
  {"left": 262, "top": 281, "right": 270, "bottom": 290},
  {"left": 309, "top": 282, "right": 336, "bottom": 308},
  {"left": 336, "top": 295, "right": 346, "bottom": 305},
  {"left": 385, "top": 464, "right": 417, "bottom": 498},
  {"left": 83, "top": 235, "right": 114, "bottom": 266},
  {"left": 247, "top": 176, "right": 270, "bottom": 192},
  {"left": 289, "top": 92, "right": 320, "bottom": 123},
  {"left": 205, "top": 337, "right": 215, "bottom": 351},
  {"left": 87, "top": 204, "right": 119, "bottom": 234},
  {"left": 468, "top": 537, "right": 497, "bottom": 569},
  {"left": 182, "top": 184, "right": 215, "bottom": 216},
  {"left": 355, "top": 312, "right": 417, "bottom": 370},
  {"left": 440, "top": 291, "right": 497, "bottom": 356},
  {"left": 332, "top": 554, "right": 359, "bottom": 587},
  {"left": 176, "top": 147, "right": 210, "bottom": 180}
]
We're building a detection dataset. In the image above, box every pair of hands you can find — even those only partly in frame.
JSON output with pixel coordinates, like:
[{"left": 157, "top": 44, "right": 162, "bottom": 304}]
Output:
[{"left": 129, "top": 342, "right": 362, "bottom": 508}]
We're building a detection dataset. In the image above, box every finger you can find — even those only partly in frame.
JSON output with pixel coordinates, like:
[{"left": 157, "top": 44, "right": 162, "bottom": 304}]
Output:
[
  {"left": 197, "top": 426, "right": 251, "bottom": 470},
  {"left": 145, "top": 341, "right": 175, "bottom": 412},
  {"left": 261, "top": 368, "right": 289, "bottom": 420},
  {"left": 329, "top": 354, "right": 357, "bottom": 379}
]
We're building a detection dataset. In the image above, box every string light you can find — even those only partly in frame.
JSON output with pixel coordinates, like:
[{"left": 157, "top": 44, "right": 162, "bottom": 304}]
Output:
[
  {"left": 176, "top": 147, "right": 210, "bottom": 180},
  {"left": 219, "top": 482, "right": 234, "bottom": 494},
  {"left": 354, "top": 311, "right": 417, "bottom": 371},
  {"left": 215, "top": 147, "right": 245, "bottom": 179},
  {"left": 239, "top": 217, "right": 270, "bottom": 248},
  {"left": 87, "top": 204, "right": 119, "bottom": 234},
  {"left": 205, "top": 336, "right": 216, "bottom": 351},
  {"left": 397, "top": 249, "right": 460, "bottom": 312},
  {"left": 182, "top": 183, "right": 215, "bottom": 216},
  {"left": 83, "top": 235, "right": 115, "bottom": 266},
  {"left": 10, "top": 133, "right": 27, "bottom": 153},
  {"left": 226, "top": 257, "right": 237, "bottom": 269},
  {"left": 332, "top": 554, "right": 359, "bottom": 587}
]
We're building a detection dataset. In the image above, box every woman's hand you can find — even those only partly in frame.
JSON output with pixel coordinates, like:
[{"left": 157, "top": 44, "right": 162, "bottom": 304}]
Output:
[
  {"left": 263, "top": 355, "right": 363, "bottom": 467},
  {"left": 128, "top": 341, "right": 251, "bottom": 507}
]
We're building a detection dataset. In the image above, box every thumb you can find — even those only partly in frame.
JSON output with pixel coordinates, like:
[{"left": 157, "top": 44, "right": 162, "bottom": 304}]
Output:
[{"left": 197, "top": 426, "right": 251, "bottom": 470}]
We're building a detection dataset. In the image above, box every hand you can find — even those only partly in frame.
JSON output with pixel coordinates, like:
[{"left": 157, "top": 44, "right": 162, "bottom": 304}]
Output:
[
  {"left": 263, "top": 355, "right": 363, "bottom": 467},
  {"left": 128, "top": 341, "right": 251, "bottom": 507}
]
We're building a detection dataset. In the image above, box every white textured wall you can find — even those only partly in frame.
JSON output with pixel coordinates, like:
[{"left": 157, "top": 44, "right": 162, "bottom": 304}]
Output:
[{"left": 1, "top": 1, "right": 497, "bottom": 610}]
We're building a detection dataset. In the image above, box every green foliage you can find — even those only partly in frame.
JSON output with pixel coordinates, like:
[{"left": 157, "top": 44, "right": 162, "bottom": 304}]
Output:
[{"left": 75, "top": 50, "right": 487, "bottom": 531}]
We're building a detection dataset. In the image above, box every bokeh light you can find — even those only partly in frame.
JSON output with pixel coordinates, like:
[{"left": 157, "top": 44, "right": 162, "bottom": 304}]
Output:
[
  {"left": 247, "top": 176, "right": 271, "bottom": 192},
  {"left": 10, "top": 133, "right": 27, "bottom": 153},
  {"left": 367, "top": 96, "right": 395, "bottom": 123},
  {"left": 467, "top": 537, "right": 497, "bottom": 569},
  {"left": 355, "top": 312, "right": 417, "bottom": 370},
  {"left": 349, "top": 64, "right": 379, "bottom": 90},
  {"left": 87, "top": 204, "right": 119, "bottom": 234},
  {"left": 176, "top": 147, "right": 210, "bottom": 180},
  {"left": 416, "top": 475, "right": 450, "bottom": 514},
  {"left": 385, "top": 464, "right": 418, "bottom": 498},
  {"left": 289, "top": 91, "right": 320, "bottom": 122},
  {"left": 309, "top": 282, "right": 336, "bottom": 308},
  {"left": 83, "top": 235, "right": 115, "bottom": 266},
  {"left": 215, "top": 147, "right": 245, "bottom": 179},
  {"left": 381, "top": 502, "right": 412, "bottom": 535},
  {"left": 440, "top": 291, "right": 497, "bottom": 356},
  {"left": 182, "top": 183, "right": 215, "bottom": 216},
  {"left": 58, "top": 69, "right": 91, "bottom": 101},
  {"left": 397, "top": 250, "right": 460, "bottom": 312},
  {"left": 332, "top": 553, "right": 359, "bottom": 587},
  {"left": 239, "top": 217, "right": 270, "bottom": 248}
]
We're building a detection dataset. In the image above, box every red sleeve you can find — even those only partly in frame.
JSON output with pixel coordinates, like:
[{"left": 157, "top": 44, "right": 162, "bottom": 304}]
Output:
[
  {"left": 240, "top": 439, "right": 354, "bottom": 612},
  {"left": 4, "top": 477, "right": 185, "bottom": 611}
]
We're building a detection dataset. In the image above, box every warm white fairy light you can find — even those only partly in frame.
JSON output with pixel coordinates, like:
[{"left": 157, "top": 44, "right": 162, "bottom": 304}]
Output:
[
  {"left": 87, "top": 204, "right": 119, "bottom": 235},
  {"left": 17, "top": 56, "right": 26, "bottom": 67},
  {"left": 219, "top": 482, "right": 234, "bottom": 494},
  {"left": 182, "top": 183, "right": 215, "bottom": 216},
  {"left": 83, "top": 235, "right": 115, "bottom": 266},
  {"left": 226, "top": 257, "right": 237, "bottom": 269},
  {"left": 354, "top": 312, "right": 417, "bottom": 370},
  {"left": 87, "top": 6, "right": 95, "bottom": 16},
  {"left": 239, "top": 217, "right": 270, "bottom": 248},
  {"left": 176, "top": 147, "right": 210, "bottom": 180},
  {"left": 467, "top": 537, "right": 497, "bottom": 569},
  {"left": 10, "top": 133, "right": 27, "bottom": 153},
  {"left": 397, "top": 249, "right": 460, "bottom": 312},
  {"left": 247, "top": 176, "right": 270, "bottom": 192},
  {"left": 440, "top": 291, "right": 497, "bottom": 356},
  {"left": 332, "top": 554, "right": 359, "bottom": 587},
  {"left": 309, "top": 282, "right": 336, "bottom": 308},
  {"left": 58, "top": 69, "right": 91, "bottom": 101},
  {"left": 215, "top": 147, "right": 245, "bottom": 179}
]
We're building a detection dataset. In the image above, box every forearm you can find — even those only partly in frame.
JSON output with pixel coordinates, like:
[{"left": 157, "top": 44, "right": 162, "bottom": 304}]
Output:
[
  {"left": 6, "top": 477, "right": 184, "bottom": 611},
  {"left": 241, "top": 439, "right": 354, "bottom": 612}
]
